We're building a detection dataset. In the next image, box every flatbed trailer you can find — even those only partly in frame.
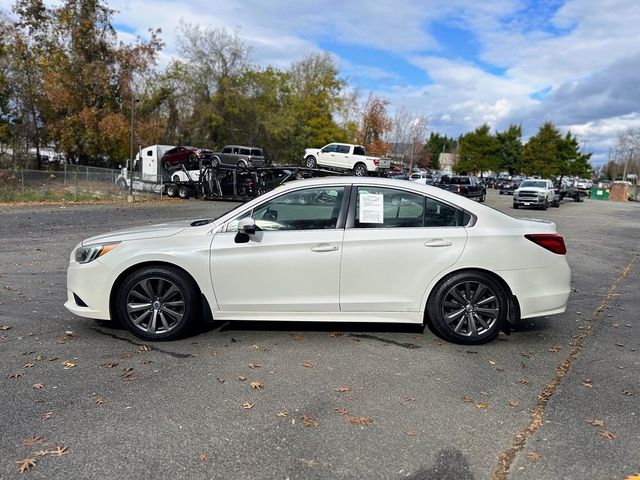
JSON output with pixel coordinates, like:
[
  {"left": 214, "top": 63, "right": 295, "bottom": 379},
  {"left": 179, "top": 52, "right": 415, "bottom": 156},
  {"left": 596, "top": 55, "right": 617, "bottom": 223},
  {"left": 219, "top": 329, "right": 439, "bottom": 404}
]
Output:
[{"left": 163, "top": 164, "right": 346, "bottom": 201}]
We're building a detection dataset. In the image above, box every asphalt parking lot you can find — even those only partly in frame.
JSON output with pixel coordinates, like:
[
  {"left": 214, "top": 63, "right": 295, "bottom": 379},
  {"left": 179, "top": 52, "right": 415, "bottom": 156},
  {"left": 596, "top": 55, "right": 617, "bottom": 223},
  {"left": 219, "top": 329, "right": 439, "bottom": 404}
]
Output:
[{"left": 0, "top": 190, "right": 638, "bottom": 479}]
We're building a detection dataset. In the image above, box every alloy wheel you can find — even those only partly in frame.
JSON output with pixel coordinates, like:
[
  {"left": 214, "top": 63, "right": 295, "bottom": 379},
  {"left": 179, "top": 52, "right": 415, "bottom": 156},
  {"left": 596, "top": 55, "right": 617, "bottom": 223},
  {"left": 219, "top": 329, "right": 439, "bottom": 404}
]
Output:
[
  {"left": 125, "top": 277, "right": 185, "bottom": 335},
  {"left": 441, "top": 280, "right": 500, "bottom": 338}
]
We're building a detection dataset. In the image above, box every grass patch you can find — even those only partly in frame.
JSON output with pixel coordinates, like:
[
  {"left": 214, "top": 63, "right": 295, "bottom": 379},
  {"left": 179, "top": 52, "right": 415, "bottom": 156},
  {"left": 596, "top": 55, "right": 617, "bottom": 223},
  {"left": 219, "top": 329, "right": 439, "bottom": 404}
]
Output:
[{"left": 0, "top": 187, "right": 102, "bottom": 203}]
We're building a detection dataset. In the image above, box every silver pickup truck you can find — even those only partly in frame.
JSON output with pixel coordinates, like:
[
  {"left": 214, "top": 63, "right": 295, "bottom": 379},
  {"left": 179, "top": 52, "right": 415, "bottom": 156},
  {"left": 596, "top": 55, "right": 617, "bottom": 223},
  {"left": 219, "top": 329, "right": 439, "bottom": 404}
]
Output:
[{"left": 211, "top": 145, "right": 267, "bottom": 168}]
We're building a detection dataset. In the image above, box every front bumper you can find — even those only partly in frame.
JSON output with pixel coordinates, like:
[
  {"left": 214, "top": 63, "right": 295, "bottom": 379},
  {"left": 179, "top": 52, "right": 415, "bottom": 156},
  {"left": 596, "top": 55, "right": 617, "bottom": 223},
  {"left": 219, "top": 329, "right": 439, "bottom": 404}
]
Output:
[
  {"left": 513, "top": 196, "right": 547, "bottom": 206},
  {"left": 64, "top": 260, "right": 114, "bottom": 320}
]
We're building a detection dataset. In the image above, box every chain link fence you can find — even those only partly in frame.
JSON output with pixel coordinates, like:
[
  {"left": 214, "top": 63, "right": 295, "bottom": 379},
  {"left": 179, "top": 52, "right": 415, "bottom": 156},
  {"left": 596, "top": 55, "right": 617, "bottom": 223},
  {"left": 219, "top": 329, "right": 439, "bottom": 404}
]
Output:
[{"left": 0, "top": 165, "right": 131, "bottom": 202}]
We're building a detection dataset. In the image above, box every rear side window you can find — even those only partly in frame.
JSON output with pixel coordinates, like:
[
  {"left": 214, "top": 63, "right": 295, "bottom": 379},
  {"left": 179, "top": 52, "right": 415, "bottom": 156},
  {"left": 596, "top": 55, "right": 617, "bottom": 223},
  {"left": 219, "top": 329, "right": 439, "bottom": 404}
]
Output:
[
  {"left": 353, "top": 146, "right": 365, "bottom": 155},
  {"left": 240, "top": 148, "right": 250, "bottom": 155},
  {"left": 337, "top": 145, "right": 351, "bottom": 154},
  {"left": 355, "top": 187, "right": 424, "bottom": 228}
]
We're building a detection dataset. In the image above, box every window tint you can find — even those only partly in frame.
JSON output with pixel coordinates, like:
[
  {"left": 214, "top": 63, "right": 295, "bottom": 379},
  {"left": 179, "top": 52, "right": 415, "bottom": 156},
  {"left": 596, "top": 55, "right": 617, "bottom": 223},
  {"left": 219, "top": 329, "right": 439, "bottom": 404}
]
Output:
[
  {"left": 240, "top": 148, "right": 250, "bottom": 155},
  {"left": 353, "top": 146, "right": 366, "bottom": 156},
  {"left": 322, "top": 144, "right": 337, "bottom": 153},
  {"left": 222, "top": 147, "right": 232, "bottom": 154},
  {"left": 450, "top": 176, "right": 470, "bottom": 184},
  {"left": 147, "top": 150, "right": 153, "bottom": 156},
  {"left": 249, "top": 187, "right": 345, "bottom": 231},
  {"left": 425, "top": 198, "right": 462, "bottom": 227},
  {"left": 251, "top": 149, "right": 263, "bottom": 156},
  {"left": 355, "top": 187, "right": 424, "bottom": 228},
  {"left": 336, "top": 145, "right": 350, "bottom": 154}
]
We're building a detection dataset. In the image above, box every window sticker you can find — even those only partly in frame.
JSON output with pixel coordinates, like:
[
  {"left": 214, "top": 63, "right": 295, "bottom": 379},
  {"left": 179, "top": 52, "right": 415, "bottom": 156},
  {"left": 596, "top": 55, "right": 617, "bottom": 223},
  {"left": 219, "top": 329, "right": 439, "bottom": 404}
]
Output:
[{"left": 359, "top": 193, "right": 384, "bottom": 223}]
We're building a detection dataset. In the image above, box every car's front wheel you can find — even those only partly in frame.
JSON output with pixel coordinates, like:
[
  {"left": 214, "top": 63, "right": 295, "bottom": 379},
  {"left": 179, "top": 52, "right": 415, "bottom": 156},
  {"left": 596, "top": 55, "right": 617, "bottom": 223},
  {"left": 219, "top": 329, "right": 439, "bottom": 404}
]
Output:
[
  {"left": 115, "top": 266, "right": 200, "bottom": 341},
  {"left": 427, "top": 271, "right": 508, "bottom": 344}
]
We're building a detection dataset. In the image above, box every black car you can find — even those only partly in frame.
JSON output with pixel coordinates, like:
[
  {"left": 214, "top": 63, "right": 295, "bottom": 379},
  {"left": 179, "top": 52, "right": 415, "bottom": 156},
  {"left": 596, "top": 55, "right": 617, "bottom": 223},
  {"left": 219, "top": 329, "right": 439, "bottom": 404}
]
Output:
[{"left": 499, "top": 180, "right": 521, "bottom": 195}]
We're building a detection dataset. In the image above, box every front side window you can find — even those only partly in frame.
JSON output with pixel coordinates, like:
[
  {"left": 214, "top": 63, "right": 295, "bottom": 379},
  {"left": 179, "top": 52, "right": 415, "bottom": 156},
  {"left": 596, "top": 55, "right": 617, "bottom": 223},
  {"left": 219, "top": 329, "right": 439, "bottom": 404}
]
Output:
[
  {"left": 322, "top": 144, "right": 338, "bottom": 153},
  {"left": 222, "top": 147, "right": 233, "bottom": 154},
  {"left": 228, "top": 187, "right": 345, "bottom": 232}
]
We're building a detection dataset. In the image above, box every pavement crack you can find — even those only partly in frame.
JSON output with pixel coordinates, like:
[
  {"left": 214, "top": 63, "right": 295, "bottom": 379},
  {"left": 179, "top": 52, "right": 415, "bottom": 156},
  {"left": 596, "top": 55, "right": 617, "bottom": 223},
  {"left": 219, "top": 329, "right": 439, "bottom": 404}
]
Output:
[
  {"left": 90, "top": 327, "right": 192, "bottom": 358},
  {"left": 492, "top": 252, "right": 639, "bottom": 480},
  {"left": 348, "top": 333, "right": 422, "bottom": 349}
]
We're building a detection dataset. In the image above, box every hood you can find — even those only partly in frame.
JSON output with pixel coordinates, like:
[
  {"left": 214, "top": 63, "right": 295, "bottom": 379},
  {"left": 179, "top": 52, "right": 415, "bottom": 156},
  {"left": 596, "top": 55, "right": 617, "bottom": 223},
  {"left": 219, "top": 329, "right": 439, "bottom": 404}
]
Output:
[{"left": 81, "top": 219, "right": 207, "bottom": 245}]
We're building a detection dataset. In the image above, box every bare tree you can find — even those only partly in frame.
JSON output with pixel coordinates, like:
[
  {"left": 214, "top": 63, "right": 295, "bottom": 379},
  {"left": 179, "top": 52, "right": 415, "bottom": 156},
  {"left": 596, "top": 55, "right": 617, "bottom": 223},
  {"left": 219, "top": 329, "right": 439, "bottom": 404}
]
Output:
[{"left": 385, "top": 107, "right": 428, "bottom": 169}]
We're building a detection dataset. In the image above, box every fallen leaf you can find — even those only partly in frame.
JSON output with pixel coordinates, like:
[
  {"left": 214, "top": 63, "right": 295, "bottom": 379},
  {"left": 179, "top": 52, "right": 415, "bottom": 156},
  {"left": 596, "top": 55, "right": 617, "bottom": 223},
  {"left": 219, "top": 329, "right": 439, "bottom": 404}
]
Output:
[
  {"left": 300, "top": 415, "right": 320, "bottom": 427},
  {"left": 488, "top": 359, "right": 496, "bottom": 365},
  {"left": 65, "top": 331, "right": 76, "bottom": 337},
  {"left": 248, "top": 362, "right": 261, "bottom": 369},
  {"left": 242, "top": 401, "right": 254, "bottom": 410},
  {"left": 23, "top": 363, "right": 34, "bottom": 368},
  {"left": 475, "top": 402, "right": 490, "bottom": 409},
  {"left": 16, "top": 458, "right": 36, "bottom": 473},
  {"left": 48, "top": 357, "right": 59, "bottom": 362},
  {"left": 95, "top": 398, "right": 106, "bottom": 405},
  {"left": 547, "top": 346, "right": 562, "bottom": 353},
  {"left": 582, "top": 379, "right": 593, "bottom": 388},
  {"left": 210, "top": 351, "right": 219, "bottom": 357},
  {"left": 520, "top": 351, "right": 533, "bottom": 358},
  {"left": 250, "top": 381, "right": 264, "bottom": 390},
  {"left": 100, "top": 362, "right": 118, "bottom": 368},
  {"left": 138, "top": 345, "right": 151, "bottom": 351},
  {"left": 302, "top": 360, "right": 313, "bottom": 368},
  {"left": 598, "top": 429, "right": 616, "bottom": 440},
  {"left": 32, "top": 383, "right": 44, "bottom": 390},
  {"left": 290, "top": 335, "right": 303, "bottom": 341},
  {"left": 62, "top": 360, "right": 76, "bottom": 369},
  {"left": 236, "top": 375, "right": 247, "bottom": 381},
  {"left": 33, "top": 450, "right": 49, "bottom": 457},
  {"left": 0, "top": 325, "right": 11, "bottom": 331},
  {"left": 401, "top": 395, "right": 416, "bottom": 403},
  {"left": 20, "top": 436, "right": 44, "bottom": 446},
  {"left": 335, "top": 386, "right": 351, "bottom": 393},
  {"left": 350, "top": 337, "right": 361, "bottom": 342},
  {"left": 346, "top": 416, "right": 374, "bottom": 426},
  {"left": 329, "top": 332, "right": 344, "bottom": 337},
  {"left": 198, "top": 452, "right": 207, "bottom": 462},
  {"left": 589, "top": 419, "right": 605, "bottom": 427},
  {"left": 527, "top": 452, "right": 542, "bottom": 462},
  {"left": 276, "top": 411, "right": 288, "bottom": 417},
  {"left": 8, "top": 373, "right": 22, "bottom": 379},
  {"left": 402, "top": 430, "right": 417, "bottom": 437},
  {"left": 42, "top": 412, "right": 53, "bottom": 421},
  {"left": 508, "top": 400, "right": 519, "bottom": 408},
  {"left": 462, "top": 396, "right": 474, "bottom": 403},
  {"left": 216, "top": 378, "right": 225, "bottom": 383},
  {"left": 48, "top": 446, "right": 69, "bottom": 457},
  {"left": 623, "top": 390, "right": 634, "bottom": 396},
  {"left": 623, "top": 474, "right": 640, "bottom": 480},
  {"left": 518, "top": 379, "right": 529, "bottom": 385},
  {"left": 335, "top": 408, "right": 349, "bottom": 416}
]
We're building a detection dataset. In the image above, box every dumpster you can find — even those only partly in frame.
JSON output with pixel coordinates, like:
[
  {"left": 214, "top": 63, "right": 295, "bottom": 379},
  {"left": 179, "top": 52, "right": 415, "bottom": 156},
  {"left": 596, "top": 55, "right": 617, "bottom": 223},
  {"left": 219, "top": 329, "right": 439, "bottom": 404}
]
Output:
[{"left": 590, "top": 187, "right": 609, "bottom": 200}]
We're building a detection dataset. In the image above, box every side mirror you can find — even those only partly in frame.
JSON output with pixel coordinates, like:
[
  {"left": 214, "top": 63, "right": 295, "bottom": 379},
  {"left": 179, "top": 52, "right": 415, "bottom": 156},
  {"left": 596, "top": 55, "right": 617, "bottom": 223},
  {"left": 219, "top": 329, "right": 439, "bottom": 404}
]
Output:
[{"left": 238, "top": 217, "right": 257, "bottom": 235}]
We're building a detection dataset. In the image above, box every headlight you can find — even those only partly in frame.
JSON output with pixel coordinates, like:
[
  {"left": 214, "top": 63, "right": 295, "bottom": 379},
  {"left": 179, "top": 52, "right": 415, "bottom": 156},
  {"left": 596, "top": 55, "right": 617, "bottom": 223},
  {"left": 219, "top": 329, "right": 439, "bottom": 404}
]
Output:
[{"left": 74, "top": 242, "right": 119, "bottom": 264}]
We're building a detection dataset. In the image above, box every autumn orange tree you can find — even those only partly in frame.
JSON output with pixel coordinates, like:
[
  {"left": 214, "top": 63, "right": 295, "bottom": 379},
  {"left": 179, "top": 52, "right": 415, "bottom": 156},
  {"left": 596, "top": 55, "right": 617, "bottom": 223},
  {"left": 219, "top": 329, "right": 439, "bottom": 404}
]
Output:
[{"left": 358, "top": 93, "right": 391, "bottom": 156}]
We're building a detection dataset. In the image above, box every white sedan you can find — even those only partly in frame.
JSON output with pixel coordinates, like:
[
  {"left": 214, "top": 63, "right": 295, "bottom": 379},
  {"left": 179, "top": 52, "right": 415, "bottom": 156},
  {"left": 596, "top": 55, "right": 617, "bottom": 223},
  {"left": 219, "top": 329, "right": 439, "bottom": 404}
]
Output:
[{"left": 65, "top": 177, "right": 571, "bottom": 345}]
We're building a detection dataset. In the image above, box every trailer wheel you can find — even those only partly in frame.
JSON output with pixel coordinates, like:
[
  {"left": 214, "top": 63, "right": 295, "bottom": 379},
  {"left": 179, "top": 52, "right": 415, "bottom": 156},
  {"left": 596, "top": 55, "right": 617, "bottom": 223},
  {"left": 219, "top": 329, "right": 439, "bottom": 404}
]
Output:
[
  {"left": 166, "top": 185, "right": 177, "bottom": 197},
  {"left": 178, "top": 186, "right": 191, "bottom": 199}
]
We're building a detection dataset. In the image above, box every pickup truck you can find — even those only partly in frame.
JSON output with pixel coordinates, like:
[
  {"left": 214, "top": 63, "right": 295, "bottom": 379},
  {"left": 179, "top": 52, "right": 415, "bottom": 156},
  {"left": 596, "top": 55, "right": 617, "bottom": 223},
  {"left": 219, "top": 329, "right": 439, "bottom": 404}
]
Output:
[
  {"left": 303, "top": 143, "right": 390, "bottom": 176},
  {"left": 437, "top": 175, "right": 486, "bottom": 202},
  {"left": 512, "top": 179, "right": 560, "bottom": 210},
  {"left": 211, "top": 145, "right": 267, "bottom": 168}
]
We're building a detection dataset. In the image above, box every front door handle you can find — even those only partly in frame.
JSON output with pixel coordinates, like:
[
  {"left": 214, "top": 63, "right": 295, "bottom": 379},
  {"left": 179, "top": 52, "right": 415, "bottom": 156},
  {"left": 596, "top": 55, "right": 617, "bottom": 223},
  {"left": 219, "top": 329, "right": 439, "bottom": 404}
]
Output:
[
  {"left": 424, "top": 239, "right": 452, "bottom": 247},
  {"left": 311, "top": 244, "right": 339, "bottom": 252}
]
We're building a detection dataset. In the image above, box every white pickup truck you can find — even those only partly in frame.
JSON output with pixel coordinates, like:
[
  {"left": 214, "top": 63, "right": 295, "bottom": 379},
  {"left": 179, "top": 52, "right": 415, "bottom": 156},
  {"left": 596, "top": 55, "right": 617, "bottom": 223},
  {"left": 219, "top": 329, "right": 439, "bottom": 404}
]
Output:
[
  {"left": 303, "top": 143, "right": 390, "bottom": 176},
  {"left": 512, "top": 179, "right": 560, "bottom": 210}
]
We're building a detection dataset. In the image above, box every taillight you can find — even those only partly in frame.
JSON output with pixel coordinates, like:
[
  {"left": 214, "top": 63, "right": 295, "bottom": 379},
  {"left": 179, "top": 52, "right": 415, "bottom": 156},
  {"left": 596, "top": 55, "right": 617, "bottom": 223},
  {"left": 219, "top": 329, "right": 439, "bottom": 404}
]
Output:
[
  {"left": 373, "top": 159, "right": 379, "bottom": 166},
  {"left": 457, "top": 185, "right": 461, "bottom": 193},
  {"left": 525, "top": 234, "right": 567, "bottom": 255}
]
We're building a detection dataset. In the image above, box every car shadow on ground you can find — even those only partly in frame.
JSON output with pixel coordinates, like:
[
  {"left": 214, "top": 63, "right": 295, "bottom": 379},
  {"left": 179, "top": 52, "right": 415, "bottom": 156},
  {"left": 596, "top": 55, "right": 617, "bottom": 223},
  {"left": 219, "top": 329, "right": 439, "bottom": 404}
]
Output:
[{"left": 205, "top": 319, "right": 426, "bottom": 336}]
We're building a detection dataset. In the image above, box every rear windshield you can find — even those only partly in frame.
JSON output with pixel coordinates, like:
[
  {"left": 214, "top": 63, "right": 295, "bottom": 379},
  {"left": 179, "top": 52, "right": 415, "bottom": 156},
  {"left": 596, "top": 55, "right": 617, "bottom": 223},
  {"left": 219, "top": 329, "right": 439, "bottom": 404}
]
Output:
[
  {"left": 450, "top": 177, "right": 470, "bottom": 184},
  {"left": 251, "top": 149, "right": 263, "bottom": 156}
]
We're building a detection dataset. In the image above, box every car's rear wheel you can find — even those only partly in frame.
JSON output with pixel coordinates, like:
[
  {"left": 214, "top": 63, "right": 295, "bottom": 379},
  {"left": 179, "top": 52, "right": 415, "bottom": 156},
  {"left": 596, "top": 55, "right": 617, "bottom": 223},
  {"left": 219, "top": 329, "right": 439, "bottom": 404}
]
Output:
[
  {"left": 353, "top": 163, "right": 368, "bottom": 177},
  {"left": 115, "top": 266, "right": 199, "bottom": 341},
  {"left": 427, "top": 271, "right": 508, "bottom": 344},
  {"left": 479, "top": 193, "right": 486, "bottom": 203},
  {"left": 305, "top": 156, "right": 317, "bottom": 168},
  {"left": 211, "top": 156, "right": 220, "bottom": 168}
]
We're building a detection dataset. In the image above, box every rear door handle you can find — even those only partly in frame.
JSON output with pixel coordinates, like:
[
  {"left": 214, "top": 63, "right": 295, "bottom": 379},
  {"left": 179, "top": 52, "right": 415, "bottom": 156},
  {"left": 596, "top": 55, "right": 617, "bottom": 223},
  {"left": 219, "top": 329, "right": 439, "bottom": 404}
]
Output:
[
  {"left": 424, "top": 239, "right": 452, "bottom": 247},
  {"left": 311, "top": 244, "right": 339, "bottom": 252}
]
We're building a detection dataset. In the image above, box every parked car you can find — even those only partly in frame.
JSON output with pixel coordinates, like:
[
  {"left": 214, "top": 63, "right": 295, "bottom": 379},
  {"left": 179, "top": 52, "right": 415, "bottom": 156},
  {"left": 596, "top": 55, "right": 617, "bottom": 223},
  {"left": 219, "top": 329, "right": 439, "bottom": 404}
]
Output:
[
  {"left": 211, "top": 145, "right": 267, "bottom": 168},
  {"left": 161, "top": 146, "right": 213, "bottom": 171},
  {"left": 303, "top": 143, "right": 390, "bottom": 176},
  {"left": 437, "top": 175, "right": 486, "bottom": 202},
  {"left": 65, "top": 178, "right": 570, "bottom": 345},
  {"left": 409, "top": 171, "right": 434, "bottom": 184},
  {"left": 513, "top": 179, "right": 559, "bottom": 210},
  {"left": 499, "top": 179, "right": 520, "bottom": 195}
]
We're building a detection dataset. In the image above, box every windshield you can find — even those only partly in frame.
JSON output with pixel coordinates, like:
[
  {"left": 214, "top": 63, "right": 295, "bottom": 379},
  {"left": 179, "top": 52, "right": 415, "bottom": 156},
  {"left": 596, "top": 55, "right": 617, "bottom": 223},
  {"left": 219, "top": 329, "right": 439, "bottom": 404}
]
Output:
[{"left": 520, "top": 181, "right": 547, "bottom": 188}]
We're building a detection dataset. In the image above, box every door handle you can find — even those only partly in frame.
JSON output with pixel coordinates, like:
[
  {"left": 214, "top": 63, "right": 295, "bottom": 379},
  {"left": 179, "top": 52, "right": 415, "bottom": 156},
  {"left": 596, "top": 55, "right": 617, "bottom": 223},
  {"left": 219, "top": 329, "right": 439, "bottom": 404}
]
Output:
[
  {"left": 424, "top": 239, "right": 452, "bottom": 247},
  {"left": 311, "top": 244, "right": 339, "bottom": 252}
]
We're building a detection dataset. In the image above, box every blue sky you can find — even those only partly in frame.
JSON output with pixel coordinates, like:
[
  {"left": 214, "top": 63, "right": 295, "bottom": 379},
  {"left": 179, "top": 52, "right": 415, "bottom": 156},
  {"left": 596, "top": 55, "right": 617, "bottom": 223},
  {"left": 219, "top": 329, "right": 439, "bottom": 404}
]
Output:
[{"left": 6, "top": 0, "right": 640, "bottom": 167}]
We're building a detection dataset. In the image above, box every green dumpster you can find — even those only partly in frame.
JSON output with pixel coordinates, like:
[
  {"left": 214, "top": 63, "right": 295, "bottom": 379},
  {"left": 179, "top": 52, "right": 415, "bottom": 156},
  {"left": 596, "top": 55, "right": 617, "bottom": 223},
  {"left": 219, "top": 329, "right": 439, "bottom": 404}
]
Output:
[{"left": 590, "top": 187, "right": 609, "bottom": 200}]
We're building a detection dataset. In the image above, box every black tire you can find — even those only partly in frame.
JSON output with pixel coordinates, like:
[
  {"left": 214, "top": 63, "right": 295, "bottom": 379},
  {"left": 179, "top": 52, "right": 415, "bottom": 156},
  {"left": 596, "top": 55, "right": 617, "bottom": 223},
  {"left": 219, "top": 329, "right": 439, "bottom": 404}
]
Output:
[
  {"left": 171, "top": 174, "right": 180, "bottom": 182},
  {"left": 427, "top": 271, "right": 508, "bottom": 344},
  {"left": 353, "top": 163, "right": 368, "bottom": 177},
  {"left": 512, "top": 203, "right": 518, "bottom": 209},
  {"left": 479, "top": 192, "right": 486, "bottom": 203},
  {"left": 237, "top": 160, "right": 248, "bottom": 168},
  {"left": 115, "top": 266, "right": 200, "bottom": 341},
  {"left": 165, "top": 184, "right": 177, "bottom": 197},
  {"left": 211, "top": 156, "right": 220, "bottom": 168},
  {"left": 178, "top": 186, "right": 190, "bottom": 199},
  {"left": 553, "top": 198, "right": 560, "bottom": 207},
  {"left": 305, "top": 156, "right": 317, "bottom": 169},
  {"left": 541, "top": 201, "right": 548, "bottom": 210},
  {"left": 499, "top": 191, "right": 504, "bottom": 195}
]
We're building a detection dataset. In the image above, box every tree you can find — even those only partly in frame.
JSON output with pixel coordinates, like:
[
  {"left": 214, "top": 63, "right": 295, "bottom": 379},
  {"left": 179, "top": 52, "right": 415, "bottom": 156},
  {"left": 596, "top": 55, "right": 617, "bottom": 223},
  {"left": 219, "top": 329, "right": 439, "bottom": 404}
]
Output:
[
  {"left": 456, "top": 124, "right": 499, "bottom": 176},
  {"left": 387, "top": 107, "right": 429, "bottom": 169},
  {"left": 496, "top": 124, "right": 523, "bottom": 174},
  {"left": 422, "top": 132, "right": 458, "bottom": 170},
  {"left": 357, "top": 93, "right": 391, "bottom": 156}
]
